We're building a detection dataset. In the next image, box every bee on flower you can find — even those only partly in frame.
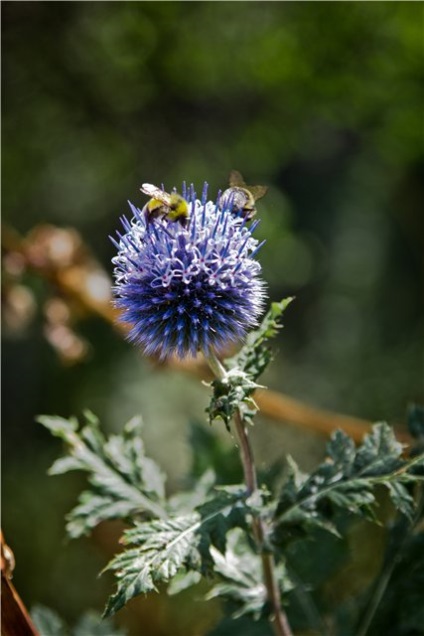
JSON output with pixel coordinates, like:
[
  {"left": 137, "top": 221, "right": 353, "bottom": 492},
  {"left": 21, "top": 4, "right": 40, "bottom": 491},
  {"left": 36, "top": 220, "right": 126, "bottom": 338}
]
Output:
[
  {"left": 111, "top": 180, "right": 266, "bottom": 360},
  {"left": 140, "top": 183, "right": 190, "bottom": 227},
  {"left": 219, "top": 170, "right": 268, "bottom": 221}
]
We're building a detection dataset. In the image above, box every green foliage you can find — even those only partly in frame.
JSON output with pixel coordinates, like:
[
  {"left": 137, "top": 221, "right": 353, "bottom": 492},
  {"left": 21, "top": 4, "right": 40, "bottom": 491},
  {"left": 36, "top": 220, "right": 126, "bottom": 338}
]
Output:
[
  {"left": 207, "top": 298, "right": 293, "bottom": 428},
  {"left": 206, "top": 368, "right": 261, "bottom": 429},
  {"left": 38, "top": 302, "right": 424, "bottom": 632},
  {"left": 31, "top": 605, "right": 125, "bottom": 636},
  {"left": 38, "top": 412, "right": 167, "bottom": 538},
  {"left": 229, "top": 298, "right": 295, "bottom": 381},
  {"left": 103, "top": 487, "right": 251, "bottom": 616},
  {"left": 275, "top": 424, "right": 424, "bottom": 544},
  {"left": 40, "top": 405, "right": 424, "bottom": 632},
  {"left": 207, "top": 529, "right": 293, "bottom": 620},
  {"left": 3, "top": 3, "right": 423, "bottom": 634}
]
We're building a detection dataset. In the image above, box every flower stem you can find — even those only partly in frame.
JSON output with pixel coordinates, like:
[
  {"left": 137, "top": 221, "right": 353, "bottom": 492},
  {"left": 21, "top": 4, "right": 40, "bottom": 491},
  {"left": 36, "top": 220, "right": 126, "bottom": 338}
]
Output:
[{"left": 205, "top": 352, "right": 293, "bottom": 636}]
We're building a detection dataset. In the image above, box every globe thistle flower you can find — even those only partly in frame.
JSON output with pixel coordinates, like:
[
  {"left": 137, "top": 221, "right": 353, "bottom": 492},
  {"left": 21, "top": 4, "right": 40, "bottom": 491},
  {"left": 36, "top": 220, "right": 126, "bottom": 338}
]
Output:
[{"left": 111, "top": 182, "right": 266, "bottom": 360}]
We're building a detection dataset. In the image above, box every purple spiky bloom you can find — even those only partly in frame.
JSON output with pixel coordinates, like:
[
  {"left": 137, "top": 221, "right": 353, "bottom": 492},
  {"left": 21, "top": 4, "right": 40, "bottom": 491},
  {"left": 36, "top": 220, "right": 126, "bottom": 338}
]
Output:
[{"left": 111, "top": 183, "right": 266, "bottom": 359}]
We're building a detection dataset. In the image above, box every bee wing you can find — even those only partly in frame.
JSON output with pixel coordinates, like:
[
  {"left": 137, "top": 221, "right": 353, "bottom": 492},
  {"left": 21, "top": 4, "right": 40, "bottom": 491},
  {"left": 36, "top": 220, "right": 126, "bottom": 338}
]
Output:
[
  {"left": 141, "top": 183, "right": 172, "bottom": 205},
  {"left": 249, "top": 185, "right": 268, "bottom": 201},
  {"left": 228, "top": 170, "right": 247, "bottom": 188}
]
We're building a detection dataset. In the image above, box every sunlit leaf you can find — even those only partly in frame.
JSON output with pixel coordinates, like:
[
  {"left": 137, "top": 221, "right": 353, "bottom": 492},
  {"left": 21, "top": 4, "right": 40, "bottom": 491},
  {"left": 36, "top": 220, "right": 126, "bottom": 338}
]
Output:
[
  {"left": 38, "top": 413, "right": 167, "bottom": 538},
  {"left": 103, "top": 487, "right": 250, "bottom": 616},
  {"left": 207, "top": 529, "right": 293, "bottom": 620}
]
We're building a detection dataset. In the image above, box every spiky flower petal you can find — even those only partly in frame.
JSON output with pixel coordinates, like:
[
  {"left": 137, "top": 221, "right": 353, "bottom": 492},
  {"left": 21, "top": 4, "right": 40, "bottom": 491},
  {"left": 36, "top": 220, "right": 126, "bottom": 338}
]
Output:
[{"left": 112, "top": 183, "right": 266, "bottom": 359}]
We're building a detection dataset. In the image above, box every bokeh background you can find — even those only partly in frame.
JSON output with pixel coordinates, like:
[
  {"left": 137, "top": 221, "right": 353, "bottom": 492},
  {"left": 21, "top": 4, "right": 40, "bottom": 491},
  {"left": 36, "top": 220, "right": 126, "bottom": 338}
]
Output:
[{"left": 2, "top": 2, "right": 423, "bottom": 635}]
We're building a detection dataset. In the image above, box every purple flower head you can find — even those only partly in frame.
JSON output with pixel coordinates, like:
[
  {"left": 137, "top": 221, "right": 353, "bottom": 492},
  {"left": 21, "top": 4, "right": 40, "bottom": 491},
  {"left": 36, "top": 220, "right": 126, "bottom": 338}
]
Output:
[{"left": 111, "top": 182, "right": 266, "bottom": 359}]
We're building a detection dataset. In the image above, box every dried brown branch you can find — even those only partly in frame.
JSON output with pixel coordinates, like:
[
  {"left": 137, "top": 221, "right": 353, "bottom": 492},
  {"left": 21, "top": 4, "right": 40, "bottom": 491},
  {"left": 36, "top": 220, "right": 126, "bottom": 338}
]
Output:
[
  {"left": 2, "top": 224, "right": 411, "bottom": 446},
  {"left": 1, "top": 531, "right": 39, "bottom": 636}
]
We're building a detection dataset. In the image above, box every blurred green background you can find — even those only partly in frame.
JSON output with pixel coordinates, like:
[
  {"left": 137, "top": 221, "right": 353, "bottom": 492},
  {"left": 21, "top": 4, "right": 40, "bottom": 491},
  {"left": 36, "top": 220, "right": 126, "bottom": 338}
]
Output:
[{"left": 2, "top": 2, "right": 423, "bottom": 635}]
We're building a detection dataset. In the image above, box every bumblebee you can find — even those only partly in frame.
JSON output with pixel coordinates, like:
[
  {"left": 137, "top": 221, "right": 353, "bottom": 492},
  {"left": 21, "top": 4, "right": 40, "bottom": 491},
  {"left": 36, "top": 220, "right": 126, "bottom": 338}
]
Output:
[
  {"left": 140, "top": 183, "right": 189, "bottom": 227},
  {"left": 220, "top": 170, "right": 268, "bottom": 220}
]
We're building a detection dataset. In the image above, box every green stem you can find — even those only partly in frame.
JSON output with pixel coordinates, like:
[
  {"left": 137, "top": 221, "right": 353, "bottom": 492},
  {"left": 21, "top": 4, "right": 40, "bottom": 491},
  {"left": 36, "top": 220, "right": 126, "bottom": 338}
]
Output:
[
  {"left": 205, "top": 351, "right": 293, "bottom": 636},
  {"left": 355, "top": 489, "right": 424, "bottom": 636}
]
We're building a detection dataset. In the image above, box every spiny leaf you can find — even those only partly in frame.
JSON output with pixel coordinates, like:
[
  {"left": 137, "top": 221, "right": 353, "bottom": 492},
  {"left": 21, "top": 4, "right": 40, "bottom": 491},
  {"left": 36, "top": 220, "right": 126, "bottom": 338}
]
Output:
[
  {"left": 229, "top": 297, "right": 295, "bottom": 381},
  {"left": 207, "top": 529, "right": 293, "bottom": 619},
  {"left": 384, "top": 481, "right": 415, "bottom": 520},
  {"left": 206, "top": 368, "right": 261, "bottom": 428},
  {"left": 353, "top": 422, "right": 404, "bottom": 476},
  {"left": 275, "top": 423, "right": 424, "bottom": 543},
  {"left": 103, "top": 487, "right": 250, "bottom": 616},
  {"left": 206, "top": 298, "right": 294, "bottom": 428},
  {"left": 38, "top": 413, "right": 167, "bottom": 538}
]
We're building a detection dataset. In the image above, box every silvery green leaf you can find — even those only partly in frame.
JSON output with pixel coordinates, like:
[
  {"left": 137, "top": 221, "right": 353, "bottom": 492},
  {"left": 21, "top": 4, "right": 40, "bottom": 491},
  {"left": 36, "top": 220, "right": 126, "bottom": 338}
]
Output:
[
  {"left": 275, "top": 423, "right": 424, "bottom": 542},
  {"left": 207, "top": 529, "right": 293, "bottom": 619},
  {"left": 104, "top": 488, "right": 250, "bottom": 616},
  {"left": 38, "top": 412, "right": 167, "bottom": 538}
]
